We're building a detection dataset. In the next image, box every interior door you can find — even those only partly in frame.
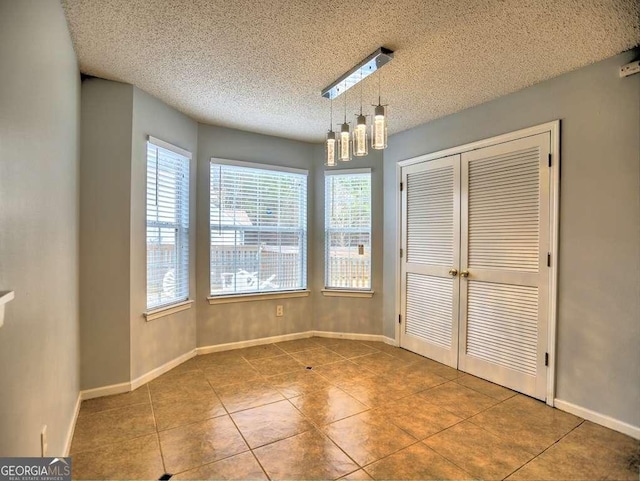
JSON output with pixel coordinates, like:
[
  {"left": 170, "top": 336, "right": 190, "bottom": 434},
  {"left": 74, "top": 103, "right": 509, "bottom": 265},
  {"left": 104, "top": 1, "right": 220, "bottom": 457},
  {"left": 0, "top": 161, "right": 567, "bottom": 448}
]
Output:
[
  {"left": 400, "top": 155, "right": 460, "bottom": 368},
  {"left": 458, "top": 133, "right": 550, "bottom": 400}
]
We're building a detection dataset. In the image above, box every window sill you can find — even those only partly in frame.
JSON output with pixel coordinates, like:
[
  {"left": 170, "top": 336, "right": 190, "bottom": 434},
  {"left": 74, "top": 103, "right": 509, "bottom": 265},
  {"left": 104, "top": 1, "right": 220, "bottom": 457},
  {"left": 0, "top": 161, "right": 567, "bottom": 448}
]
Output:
[
  {"left": 145, "top": 300, "right": 194, "bottom": 321},
  {"left": 321, "top": 289, "right": 374, "bottom": 298},
  {"left": 208, "top": 290, "right": 311, "bottom": 304}
]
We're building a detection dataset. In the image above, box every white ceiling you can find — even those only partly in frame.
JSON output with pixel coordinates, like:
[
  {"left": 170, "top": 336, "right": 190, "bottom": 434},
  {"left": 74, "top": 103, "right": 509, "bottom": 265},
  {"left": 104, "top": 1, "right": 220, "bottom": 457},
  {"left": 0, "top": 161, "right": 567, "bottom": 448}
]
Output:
[{"left": 62, "top": 0, "right": 639, "bottom": 143}]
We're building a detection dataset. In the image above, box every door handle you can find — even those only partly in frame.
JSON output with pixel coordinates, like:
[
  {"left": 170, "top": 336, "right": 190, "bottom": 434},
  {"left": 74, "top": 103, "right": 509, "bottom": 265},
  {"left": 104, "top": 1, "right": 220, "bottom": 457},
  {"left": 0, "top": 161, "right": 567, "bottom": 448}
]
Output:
[
  {"left": 460, "top": 270, "right": 469, "bottom": 278},
  {"left": 448, "top": 268, "right": 458, "bottom": 277}
]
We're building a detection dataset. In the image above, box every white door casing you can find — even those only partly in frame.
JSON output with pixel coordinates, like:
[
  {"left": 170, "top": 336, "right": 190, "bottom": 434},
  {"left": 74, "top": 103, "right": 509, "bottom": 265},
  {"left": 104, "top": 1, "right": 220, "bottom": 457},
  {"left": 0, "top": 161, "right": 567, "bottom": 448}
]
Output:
[{"left": 398, "top": 123, "right": 558, "bottom": 402}]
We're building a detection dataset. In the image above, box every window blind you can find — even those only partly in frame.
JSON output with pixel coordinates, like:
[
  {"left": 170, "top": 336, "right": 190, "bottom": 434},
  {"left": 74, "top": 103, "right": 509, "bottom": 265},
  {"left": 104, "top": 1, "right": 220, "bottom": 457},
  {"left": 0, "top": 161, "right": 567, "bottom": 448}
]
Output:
[
  {"left": 146, "top": 139, "right": 190, "bottom": 310},
  {"left": 210, "top": 161, "right": 308, "bottom": 295},
  {"left": 325, "top": 170, "right": 372, "bottom": 289}
]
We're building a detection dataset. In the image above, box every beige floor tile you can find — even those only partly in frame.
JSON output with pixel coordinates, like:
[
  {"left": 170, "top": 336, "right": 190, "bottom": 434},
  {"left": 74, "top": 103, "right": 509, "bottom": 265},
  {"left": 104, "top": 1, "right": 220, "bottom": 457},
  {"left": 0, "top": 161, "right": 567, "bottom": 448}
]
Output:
[
  {"left": 410, "top": 358, "right": 463, "bottom": 380},
  {"left": 152, "top": 390, "right": 226, "bottom": 431},
  {"left": 166, "top": 357, "right": 202, "bottom": 376},
  {"left": 425, "top": 421, "right": 534, "bottom": 480},
  {"left": 71, "top": 402, "right": 156, "bottom": 454},
  {"left": 290, "top": 386, "right": 369, "bottom": 425},
  {"left": 456, "top": 373, "right": 517, "bottom": 401},
  {"left": 419, "top": 381, "right": 499, "bottom": 418},
  {"left": 383, "top": 367, "right": 448, "bottom": 393},
  {"left": 159, "top": 415, "right": 248, "bottom": 474},
  {"left": 254, "top": 429, "right": 359, "bottom": 480},
  {"left": 511, "top": 421, "right": 639, "bottom": 481},
  {"left": 215, "top": 379, "right": 284, "bottom": 413},
  {"left": 314, "top": 359, "right": 376, "bottom": 384},
  {"left": 351, "top": 352, "right": 408, "bottom": 375},
  {"left": 290, "top": 347, "right": 347, "bottom": 367},
  {"left": 275, "top": 338, "right": 323, "bottom": 352},
  {"left": 266, "top": 369, "right": 333, "bottom": 398},
  {"left": 339, "top": 375, "right": 415, "bottom": 407},
  {"left": 203, "top": 360, "right": 262, "bottom": 388},
  {"left": 323, "top": 342, "right": 378, "bottom": 359},
  {"left": 469, "top": 394, "right": 582, "bottom": 454},
  {"left": 149, "top": 370, "right": 214, "bottom": 402},
  {"left": 79, "top": 385, "right": 150, "bottom": 414},
  {"left": 376, "top": 395, "right": 463, "bottom": 439},
  {"left": 383, "top": 347, "right": 428, "bottom": 364},
  {"left": 365, "top": 442, "right": 475, "bottom": 480},
  {"left": 323, "top": 410, "right": 417, "bottom": 466},
  {"left": 231, "top": 399, "right": 312, "bottom": 448},
  {"left": 72, "top": 434, "right": 164, "bottom": 480},
  {"left": 196, "top": 350, "right": 247, "bottom": 368},
  {"left": 248, "top": 354, "right": 304, "bottom": 376},
  {"left": 173, "top": 451, "right": 267, "bottom": 480},
  {"left": 339, "top": 469, "right": 374, "bottom": 480},
  {"left": 236, "top": 343, "right": 285, "bottom": 360}
]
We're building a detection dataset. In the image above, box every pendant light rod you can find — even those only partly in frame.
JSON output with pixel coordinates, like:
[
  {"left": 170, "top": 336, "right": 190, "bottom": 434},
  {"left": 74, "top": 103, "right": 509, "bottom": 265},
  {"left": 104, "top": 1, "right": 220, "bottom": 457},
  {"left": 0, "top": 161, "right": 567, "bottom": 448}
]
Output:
[{"left": 321, "top": 47, "right": 394, "bottom": 100}]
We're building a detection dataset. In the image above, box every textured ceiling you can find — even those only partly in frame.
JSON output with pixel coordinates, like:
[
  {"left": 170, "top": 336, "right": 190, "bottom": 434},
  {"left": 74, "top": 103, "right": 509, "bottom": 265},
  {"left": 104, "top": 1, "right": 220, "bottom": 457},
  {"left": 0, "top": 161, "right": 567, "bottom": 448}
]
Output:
[{"left": 62, "top": 0, "right": 639, "bottom": 143}]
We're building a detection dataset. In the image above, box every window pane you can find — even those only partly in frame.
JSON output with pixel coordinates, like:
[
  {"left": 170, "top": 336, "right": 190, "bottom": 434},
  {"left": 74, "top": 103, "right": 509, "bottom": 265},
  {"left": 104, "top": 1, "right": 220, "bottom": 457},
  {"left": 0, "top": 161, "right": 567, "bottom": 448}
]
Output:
[
  {"left": 210, "top": 163, "right": 308, "bottom": 295},
  {"left": 146, "top": 142, "right": 190, "bottom": 309},
  {"left": 325, "top": 173, "right": 371, "bottom": 289}
]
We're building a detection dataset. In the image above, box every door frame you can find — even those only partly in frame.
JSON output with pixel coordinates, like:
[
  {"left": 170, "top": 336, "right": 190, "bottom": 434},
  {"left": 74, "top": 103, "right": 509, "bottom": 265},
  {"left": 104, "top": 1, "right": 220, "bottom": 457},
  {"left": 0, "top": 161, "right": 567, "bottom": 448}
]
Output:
[{"left": 395, "top": 120, "right": 560, "bottom": 405}]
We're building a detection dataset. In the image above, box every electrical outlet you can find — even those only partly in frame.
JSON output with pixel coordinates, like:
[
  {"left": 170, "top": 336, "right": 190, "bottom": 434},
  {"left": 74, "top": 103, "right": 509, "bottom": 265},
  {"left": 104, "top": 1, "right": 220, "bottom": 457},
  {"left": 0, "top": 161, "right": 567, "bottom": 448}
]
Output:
[
  {"left": 619, "top": 60, "right": 640, "bottom": 78},
  {"left": 276, "top": 305, "right": 284, "bottom": 317},
  {"left": 41, "top": 425, "right": 47, "bottom": 457}
]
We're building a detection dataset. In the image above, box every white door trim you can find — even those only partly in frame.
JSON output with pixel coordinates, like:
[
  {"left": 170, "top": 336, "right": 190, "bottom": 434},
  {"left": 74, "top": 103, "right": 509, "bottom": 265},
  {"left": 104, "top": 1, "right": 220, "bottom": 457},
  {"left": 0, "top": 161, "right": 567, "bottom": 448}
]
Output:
[{"left": 395, "top": 120, "right": 560, "bottom": 406}]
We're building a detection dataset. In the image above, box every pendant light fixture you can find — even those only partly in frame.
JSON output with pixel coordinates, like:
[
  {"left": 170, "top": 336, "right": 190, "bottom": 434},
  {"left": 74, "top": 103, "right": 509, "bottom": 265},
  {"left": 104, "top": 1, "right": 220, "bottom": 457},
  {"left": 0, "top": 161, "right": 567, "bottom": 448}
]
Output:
[
  {"left": 353, "top": 71, "right": 368, "bottom": 157},
  {"left": 337, "top": 91, "right": 351, "bottom": 162},
  {"left": 372, "top": 71, "right": 388, "bottom": 150},
  {"left": 320, "top": 47, "right": 394, "bottom": 162},
  {"left": 325, "top": 99, "right": 337, "bottom": 166}
]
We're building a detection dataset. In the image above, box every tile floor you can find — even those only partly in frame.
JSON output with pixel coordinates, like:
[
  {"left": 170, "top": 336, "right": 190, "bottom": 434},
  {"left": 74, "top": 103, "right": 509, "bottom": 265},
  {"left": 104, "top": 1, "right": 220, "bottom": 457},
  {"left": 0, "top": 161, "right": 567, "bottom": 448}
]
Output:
[{"left": 70, "top": 337, "right": 639, "bottom": 480}]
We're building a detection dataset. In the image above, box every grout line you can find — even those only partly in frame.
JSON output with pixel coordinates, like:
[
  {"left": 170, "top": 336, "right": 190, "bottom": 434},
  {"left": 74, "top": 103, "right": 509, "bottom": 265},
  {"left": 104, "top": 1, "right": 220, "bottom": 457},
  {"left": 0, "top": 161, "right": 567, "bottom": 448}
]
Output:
[{"left": 147, "top": 384, "right": 168, "bottom": 474}]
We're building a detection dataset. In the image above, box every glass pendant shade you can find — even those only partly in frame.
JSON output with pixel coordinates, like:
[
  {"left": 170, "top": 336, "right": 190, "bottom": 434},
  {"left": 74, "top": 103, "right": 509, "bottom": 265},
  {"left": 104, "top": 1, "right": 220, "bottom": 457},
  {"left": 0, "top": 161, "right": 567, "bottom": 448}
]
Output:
[
  {"left": 325, "top": 131, "right": 337, "bottom": 167},
  {"left": 338, "top": 122, "right": 351, "bottom": 161},
  {"left": 353, "top": 114, "right": 368, "bottom": 156},
  {"left": 372, "top": 104, "right": 387, "bottom": 150}
]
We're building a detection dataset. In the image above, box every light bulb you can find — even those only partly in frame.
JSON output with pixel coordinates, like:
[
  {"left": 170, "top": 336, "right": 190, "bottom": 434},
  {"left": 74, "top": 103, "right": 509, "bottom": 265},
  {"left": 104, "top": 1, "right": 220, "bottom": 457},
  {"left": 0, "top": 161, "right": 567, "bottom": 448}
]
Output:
[
  {"left": 325, "top": 131, "right": 336, "bottom": 167},
  {"left": 372, "top": 104, "right": 387, "bottom": 150},
  {"left": 353, "top": 114, "right": 368, "bottom": 157},
  {"left": 338, "top": 122, "right": 351, "bottom": 161}
]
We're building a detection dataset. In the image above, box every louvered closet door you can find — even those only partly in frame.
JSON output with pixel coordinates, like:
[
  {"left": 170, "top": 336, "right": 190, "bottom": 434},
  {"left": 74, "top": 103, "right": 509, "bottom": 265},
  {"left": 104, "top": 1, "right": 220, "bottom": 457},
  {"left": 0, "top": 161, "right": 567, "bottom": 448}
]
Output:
[
  {"left": 459, "top": 133, "right": 550, "bottom": 400},
  {"left": 400, "top": 155, "right": 460, "bottom": 367}
]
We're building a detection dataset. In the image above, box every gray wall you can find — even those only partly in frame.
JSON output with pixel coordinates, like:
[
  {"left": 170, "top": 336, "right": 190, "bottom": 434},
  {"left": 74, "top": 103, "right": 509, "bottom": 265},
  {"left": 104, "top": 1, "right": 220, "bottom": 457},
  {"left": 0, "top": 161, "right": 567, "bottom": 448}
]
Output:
[
  {"left": 312, "top": 145, "right": 384, "bottom": 335},
  {"left": 80, "top": 79, "right": 133, "bottom": 389},
  {"left": 130, "top": 87, "right": 198, "bottom": 380},
  {"left": 383, "top": 50, "right": 640, "bottom": 427},
  {"left": 0, "top": 0, "right": 80, "bottom": 456},
  {"left": 196, "top": 125, "right": 316, "bottom": 347}
]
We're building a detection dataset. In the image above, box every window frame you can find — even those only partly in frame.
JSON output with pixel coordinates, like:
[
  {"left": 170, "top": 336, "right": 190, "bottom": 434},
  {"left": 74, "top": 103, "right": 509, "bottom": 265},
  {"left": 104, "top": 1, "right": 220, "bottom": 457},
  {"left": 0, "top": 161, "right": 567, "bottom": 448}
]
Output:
[
  {"left": 208, "top": 158, "right": 309, "bottom": 301},
  {"left": 323, "top": 168, "right": 373, "bottom": 294},
  {"left": 145, "top": 136, "right": 192, "bottom": 315}
]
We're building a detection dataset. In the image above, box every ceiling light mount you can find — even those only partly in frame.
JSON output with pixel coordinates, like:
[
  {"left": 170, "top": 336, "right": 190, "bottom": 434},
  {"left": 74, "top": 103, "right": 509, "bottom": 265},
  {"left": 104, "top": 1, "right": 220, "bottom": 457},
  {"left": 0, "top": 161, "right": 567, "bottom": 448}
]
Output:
[{"left": 321, "top": 47, "right": 394, "bottom": 100}]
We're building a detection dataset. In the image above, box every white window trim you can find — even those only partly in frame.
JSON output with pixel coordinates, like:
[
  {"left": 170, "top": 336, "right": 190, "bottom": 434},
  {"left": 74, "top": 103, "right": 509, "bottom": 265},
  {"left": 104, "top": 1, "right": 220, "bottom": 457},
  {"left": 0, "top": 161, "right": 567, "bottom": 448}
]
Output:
[
  {"left": 211, "top": 157, "right": 307, "bottom": 175},
  {"left": 208, "top": 290, "right": 310, "bottom": 304},
  {"left": 145, "top": 299, "right": 194, "bottom": 321},
  {"left": 321, "top": 289, "right": 374, "bottom": 298},
  {"left": 148, "top": 136, "right": 192, "bottom": 159},
  {"left": 145, "top": 137, "right": 191, "bottom": 312},
  {"left": 323, "top": 168, "right": 372, "bottom": 292},
  {"left": 209, "top": 159, "right": 309, "bottom": 298}
]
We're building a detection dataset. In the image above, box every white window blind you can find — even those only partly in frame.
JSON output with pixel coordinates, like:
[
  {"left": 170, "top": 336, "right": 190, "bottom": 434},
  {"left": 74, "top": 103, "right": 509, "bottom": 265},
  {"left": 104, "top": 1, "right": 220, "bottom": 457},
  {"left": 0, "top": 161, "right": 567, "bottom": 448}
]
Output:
[
  {"left": 325, "top": 170, "right": 371, "bottom": 289},
  {"left": 210, "top": 160, "right": 308, "bottom": 296},
  {"left": 146, "top": 138, "right": 190, "bottom": 310}
]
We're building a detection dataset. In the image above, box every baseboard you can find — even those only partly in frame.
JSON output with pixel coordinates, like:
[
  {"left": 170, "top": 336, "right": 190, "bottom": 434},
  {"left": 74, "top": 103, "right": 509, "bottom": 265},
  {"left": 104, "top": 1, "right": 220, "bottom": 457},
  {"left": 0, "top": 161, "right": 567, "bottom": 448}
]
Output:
[
  {"left": 312, "top": 331, "right": 386, "bottom": 343},
  {"left": 80, "top": 381, "right": 131, "bottom": 401},
  {"left": 383, "top": 335, "right": 398, "bottom": 346},
  {"left": 130, "top": 349, "right": 197, "bottom": 390},
  {"left": 554, "top": 399, "right": 640, "bottom": 440},
  {"left": 197, "top": 331, "right": 313, "bottom": 355},
  {"left": 64, "top": 393, "right": 81, "bottom": 456}
]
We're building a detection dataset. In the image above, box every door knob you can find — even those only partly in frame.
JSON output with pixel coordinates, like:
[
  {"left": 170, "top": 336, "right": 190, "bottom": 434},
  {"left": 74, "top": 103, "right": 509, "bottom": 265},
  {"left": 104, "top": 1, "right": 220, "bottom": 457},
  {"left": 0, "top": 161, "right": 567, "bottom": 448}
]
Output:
[
  {"left": 448, "top": 268, "right": 458, "bottom": 277},
  {"left": 460, "top": 270, "right": 469, "bottom": 278}
]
